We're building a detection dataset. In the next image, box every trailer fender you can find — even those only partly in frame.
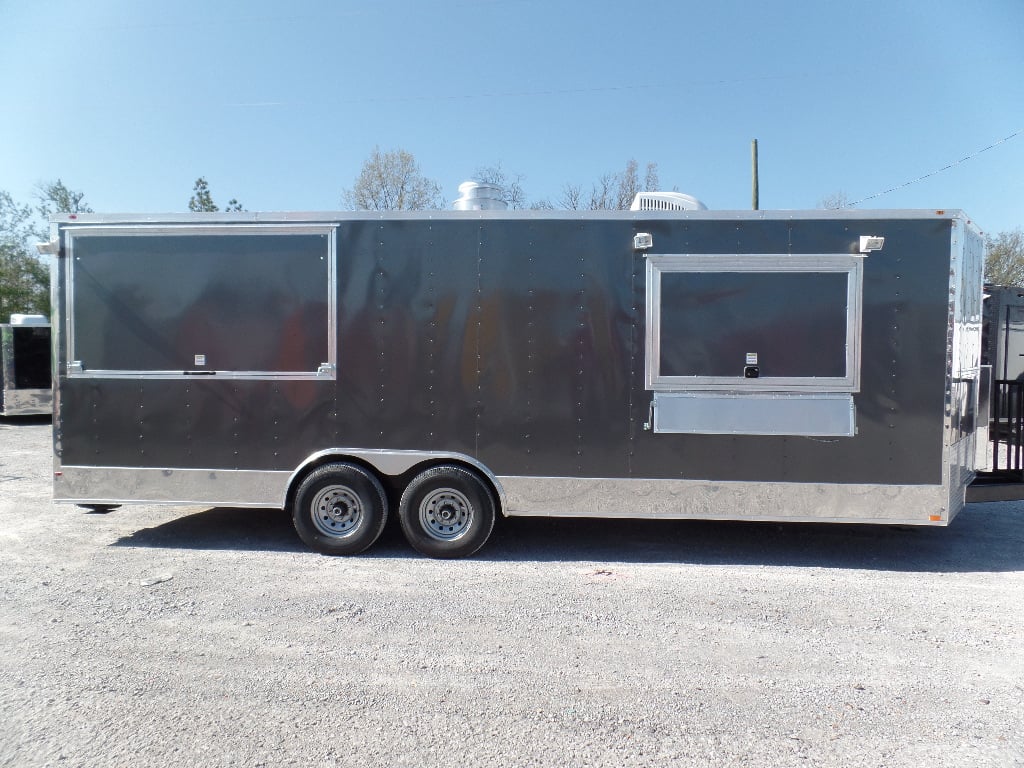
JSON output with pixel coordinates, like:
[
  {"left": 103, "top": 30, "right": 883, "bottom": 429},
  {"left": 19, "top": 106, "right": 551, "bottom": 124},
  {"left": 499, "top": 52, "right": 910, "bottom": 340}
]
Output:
[{"left": 284, "top": 448, "right": 507, "bottom": 515}]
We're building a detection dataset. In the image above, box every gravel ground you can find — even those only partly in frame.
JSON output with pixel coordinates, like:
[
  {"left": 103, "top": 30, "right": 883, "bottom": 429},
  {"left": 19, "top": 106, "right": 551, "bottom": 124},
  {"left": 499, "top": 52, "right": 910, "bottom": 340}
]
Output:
[{"left": 1, "top": 418, "right": 1023, "bottom": 767}]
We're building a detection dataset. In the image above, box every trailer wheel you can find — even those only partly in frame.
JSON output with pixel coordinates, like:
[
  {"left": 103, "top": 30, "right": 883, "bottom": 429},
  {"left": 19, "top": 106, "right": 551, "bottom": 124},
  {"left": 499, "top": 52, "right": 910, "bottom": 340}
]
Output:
[
  {"left": 399, "top": 465, "right": 496, "bottom": 559},
  {"left": 292, "top": 463, "right": 388, "bottom": 555}
]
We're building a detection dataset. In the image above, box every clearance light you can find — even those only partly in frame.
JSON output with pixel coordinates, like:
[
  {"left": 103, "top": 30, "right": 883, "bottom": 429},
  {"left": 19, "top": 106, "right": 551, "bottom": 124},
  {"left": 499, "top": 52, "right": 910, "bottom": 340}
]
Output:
[{"left": 859, "top": 235, "right": 885, "bottom": 253}]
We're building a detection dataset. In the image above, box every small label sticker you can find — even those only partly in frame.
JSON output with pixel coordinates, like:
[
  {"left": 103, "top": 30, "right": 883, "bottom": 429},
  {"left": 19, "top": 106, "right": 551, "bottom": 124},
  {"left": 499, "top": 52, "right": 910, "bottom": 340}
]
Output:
[
  {"left": 746, "top": 352, "right": 758, "bottom": 365},
  {"left": 194, "top": 354, "right": 206, "bottom": 366}
]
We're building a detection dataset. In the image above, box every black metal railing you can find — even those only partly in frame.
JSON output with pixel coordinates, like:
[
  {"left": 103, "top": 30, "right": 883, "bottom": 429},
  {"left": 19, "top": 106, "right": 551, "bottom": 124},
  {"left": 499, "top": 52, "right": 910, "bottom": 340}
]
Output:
[{"left": 991, "top": 380, "right": 1024, "bottom": 477}]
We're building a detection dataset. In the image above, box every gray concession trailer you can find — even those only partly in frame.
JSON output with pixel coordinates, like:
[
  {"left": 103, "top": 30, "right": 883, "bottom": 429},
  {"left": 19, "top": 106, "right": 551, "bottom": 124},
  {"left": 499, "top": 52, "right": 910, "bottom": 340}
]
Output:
[{"left": 50, "top": 208, "right": 986, "bottom": 557}]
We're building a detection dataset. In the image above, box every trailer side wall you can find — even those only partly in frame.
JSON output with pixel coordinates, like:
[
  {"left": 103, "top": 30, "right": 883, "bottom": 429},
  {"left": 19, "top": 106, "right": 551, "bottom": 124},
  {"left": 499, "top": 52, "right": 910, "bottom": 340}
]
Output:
[{"left": 53, "top": 212, "right": 979, "bottom": 524}]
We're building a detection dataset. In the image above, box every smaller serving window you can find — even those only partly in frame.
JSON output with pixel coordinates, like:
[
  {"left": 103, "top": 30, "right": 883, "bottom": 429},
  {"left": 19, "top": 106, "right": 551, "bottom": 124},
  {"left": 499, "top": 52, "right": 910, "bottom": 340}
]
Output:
[
  {"left": 645, "top": 254, "right": 863, "bottom": 436},
  {"left": 646, "top": 254, "right": 863, "bottom": 393}
]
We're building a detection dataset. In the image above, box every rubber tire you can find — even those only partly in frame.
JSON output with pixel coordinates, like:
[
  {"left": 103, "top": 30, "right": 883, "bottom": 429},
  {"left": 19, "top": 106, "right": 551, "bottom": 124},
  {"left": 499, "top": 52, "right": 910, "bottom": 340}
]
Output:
[
  {"left": 292, "top": 463, "right": 388, "bottom": 555},
  {"left": 399, "top": 465, "right": 496, "bottom": 559}
]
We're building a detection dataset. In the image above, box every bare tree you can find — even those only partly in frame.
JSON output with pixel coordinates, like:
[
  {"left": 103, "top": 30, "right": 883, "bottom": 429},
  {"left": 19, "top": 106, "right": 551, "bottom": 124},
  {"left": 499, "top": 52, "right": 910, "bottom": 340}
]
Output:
[
  {"left": 557, "top": 184, "right": 584, "bottom": 211},
  {"left": 818, "top": 191, "right": 852, "bottom": 210},
  {"left": 560, "top": 159, "right": 662, "bottom": 210},
  {"left": 985, "top": 228, "right": 1024, "bottom": 286},
  {"left": 644, "top": 162, "right": 660, "bottom": 196},
  {"left": 615, "top": 160, "right": 641, "bottom": 210},
  {"left": 590, "top": 173, "right": 618, "bottom": 210},
  {"left": 343, "top": 147, "right": 443, "bottom": 211}
]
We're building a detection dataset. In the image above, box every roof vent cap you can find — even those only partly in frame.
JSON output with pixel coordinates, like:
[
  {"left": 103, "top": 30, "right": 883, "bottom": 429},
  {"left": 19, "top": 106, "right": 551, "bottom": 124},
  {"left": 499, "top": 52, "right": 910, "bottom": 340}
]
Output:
[
  {"left": 452, "top": 181, "right": 508, "bottom": 211},
  {"left": 630, "top": 191, "right": 707, "bottom": 212}
]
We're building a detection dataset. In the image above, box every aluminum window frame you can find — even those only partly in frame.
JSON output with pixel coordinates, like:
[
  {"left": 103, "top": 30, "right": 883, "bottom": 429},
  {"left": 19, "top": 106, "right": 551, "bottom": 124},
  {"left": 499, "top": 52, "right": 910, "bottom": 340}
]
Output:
[
  {"left": 645, "top": 253, "right": 863, "bottom": 393},
  {"left": 63, "top": 224, "right": 337, "bottom": 381}
]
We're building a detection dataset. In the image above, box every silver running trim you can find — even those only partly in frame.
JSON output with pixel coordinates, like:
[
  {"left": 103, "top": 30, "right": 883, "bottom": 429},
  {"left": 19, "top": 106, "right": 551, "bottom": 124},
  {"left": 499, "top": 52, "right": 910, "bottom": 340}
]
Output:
[
  {"left": 54, "top": 466, "right": 292, "bottom": 508},
  {"left": 53, "top": 449, "right": 509, "bottom": 511},
  {"left": 497, "top": 475, "right": 956, "bottom": 526},
  {"left": 53, "top": 464, "right": 958, "bottom": 526}
]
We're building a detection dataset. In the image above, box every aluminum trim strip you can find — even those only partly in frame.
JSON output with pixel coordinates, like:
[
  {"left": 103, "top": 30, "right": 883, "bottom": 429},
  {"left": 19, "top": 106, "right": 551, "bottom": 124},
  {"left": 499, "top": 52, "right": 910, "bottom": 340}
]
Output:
[
  {"left": 497, "top": 475, "right": 952, "bottom": 524},
  {"left": 60, "top": 224, "right": 337, "bottom": 237},
  {"left": 0, "top": 326, "right": 12, "bottom": 387},
  {"left": 63, "top": 371, "right": 332, "bottom": 381},
  {"left": 51, "top": 209, "right": 976, "bottom": 226},
  {"left": 975, "top": 366, "right": 992, "bottom": 472},
  {"left": 54, "top": 450, "right": 509, "bottom": 513},
  {"left": 52, "top": 467, "right": 952, "bottom": 525},
  {"left": 55, "top": 466, "right": 292, "bottom": 507}
]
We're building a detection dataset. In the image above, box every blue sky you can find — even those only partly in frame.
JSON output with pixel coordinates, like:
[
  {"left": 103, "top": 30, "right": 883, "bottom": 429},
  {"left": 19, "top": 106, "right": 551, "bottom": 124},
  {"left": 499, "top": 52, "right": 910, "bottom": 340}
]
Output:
[{"left": 2, "top": 0, "right": 1022, "bottom": 234}]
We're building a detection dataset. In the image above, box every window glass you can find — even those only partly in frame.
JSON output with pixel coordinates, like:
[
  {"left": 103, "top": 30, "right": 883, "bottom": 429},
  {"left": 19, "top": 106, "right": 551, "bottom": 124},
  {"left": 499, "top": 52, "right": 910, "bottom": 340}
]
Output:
[
  {"left": 69, "top": 230, "right": 332, "bottom": 377},
  {"left": 659, "top": 271, "right": 848, "bottom": 379},
  {"left": 12, "top": 326, "right": 51, "bottom": 389}
]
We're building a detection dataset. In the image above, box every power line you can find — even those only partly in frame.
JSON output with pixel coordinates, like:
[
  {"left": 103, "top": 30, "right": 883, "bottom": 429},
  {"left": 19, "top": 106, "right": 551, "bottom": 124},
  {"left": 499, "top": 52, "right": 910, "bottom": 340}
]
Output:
[
  {"left": 230, "top": 72, "right": 811, "bottom": 109},
  {"left": 850, "top": 129, "right": 1022, "bottom": 206}
]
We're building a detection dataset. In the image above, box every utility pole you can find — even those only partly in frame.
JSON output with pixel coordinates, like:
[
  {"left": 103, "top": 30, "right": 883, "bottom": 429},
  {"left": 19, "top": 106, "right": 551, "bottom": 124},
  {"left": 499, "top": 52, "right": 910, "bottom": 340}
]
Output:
[{"left": 751, "top": 139, "right": 759, "bottom": 210}]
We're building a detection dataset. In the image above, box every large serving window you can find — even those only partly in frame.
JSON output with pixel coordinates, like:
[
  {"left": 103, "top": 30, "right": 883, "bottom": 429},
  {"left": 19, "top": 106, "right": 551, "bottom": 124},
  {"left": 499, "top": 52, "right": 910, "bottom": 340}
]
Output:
[
  {"left": 64, "top": 226, "right": 335, "bottom": 379},
  {"left": 645, "top": 254, "right": 863, "bottom": 436}
]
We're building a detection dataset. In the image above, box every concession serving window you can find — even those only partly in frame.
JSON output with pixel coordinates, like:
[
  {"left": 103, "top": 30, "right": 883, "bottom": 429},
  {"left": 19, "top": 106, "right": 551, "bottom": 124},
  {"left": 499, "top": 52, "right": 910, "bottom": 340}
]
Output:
[
  {"left": 64, "top": 225, "right": 336, "bottom": 380},
  {"left": 645, "top": 254, "right": 863, "bottom": 436}
]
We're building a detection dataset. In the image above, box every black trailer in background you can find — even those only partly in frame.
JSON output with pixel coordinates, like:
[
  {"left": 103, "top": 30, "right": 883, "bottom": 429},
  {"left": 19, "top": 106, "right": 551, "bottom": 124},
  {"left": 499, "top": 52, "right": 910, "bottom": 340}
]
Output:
[
  {"left": 0, "top": 316, "right": 52, "bottom": 416},
  {"left": 49, "top": 209, "right": 991, "bottom": 556}
]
